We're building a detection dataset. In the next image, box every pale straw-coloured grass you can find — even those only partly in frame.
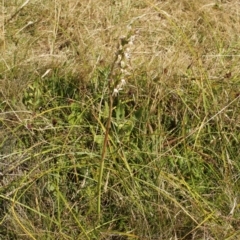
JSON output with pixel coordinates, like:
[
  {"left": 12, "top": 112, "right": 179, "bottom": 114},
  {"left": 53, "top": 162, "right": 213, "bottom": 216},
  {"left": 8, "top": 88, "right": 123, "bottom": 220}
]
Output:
[{"left": 1, "top": 0, "right": 240, "bottom": 239}]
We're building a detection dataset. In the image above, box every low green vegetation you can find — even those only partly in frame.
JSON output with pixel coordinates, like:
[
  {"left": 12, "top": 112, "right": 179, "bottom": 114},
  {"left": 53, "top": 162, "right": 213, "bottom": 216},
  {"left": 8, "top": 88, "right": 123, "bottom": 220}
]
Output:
[{"left": 0, "top": 0, "right": 240, "bottom": 239}]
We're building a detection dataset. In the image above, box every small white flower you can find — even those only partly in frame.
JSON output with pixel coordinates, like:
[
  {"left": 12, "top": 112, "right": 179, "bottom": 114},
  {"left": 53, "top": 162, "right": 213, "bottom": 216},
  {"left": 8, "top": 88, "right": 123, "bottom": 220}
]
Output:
[
  {"left": 121, "top": 69, "right": 131, "bottom": 76},
  {"left": 125, "top": 52, "right": 131, "bottom": 60},
  {"left": 112, "top": 88, "right": 119, "bottom": 96},
  {"left": 121, "top": 79, "right": 126, "bottom": 86},
  {"left": 117, "top": 54, "right": 122, "bottom": 62},
  {"left": 120, "top": 60, "right": 126, "bottom": 68},
  {"left": 129, "top": 35, "right": 135, "bottom": 45},
  {"left": 126, "top": 47, "right": 130, "bottom": 52}
]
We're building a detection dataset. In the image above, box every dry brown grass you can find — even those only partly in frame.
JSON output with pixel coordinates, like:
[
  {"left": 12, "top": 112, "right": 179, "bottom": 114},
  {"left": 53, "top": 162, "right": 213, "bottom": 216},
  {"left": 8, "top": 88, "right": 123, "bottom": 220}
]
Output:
[
  {"left": 2, "top": 0, "right": 240, "bottom": 81},
  {"left": 1, "top": 0, "right": 240, "bottom": 239}
]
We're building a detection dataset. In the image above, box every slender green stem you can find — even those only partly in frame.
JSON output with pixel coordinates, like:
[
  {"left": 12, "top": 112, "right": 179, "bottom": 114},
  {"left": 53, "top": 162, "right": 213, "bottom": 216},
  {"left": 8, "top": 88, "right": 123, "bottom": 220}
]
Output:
[{"left": 97, "top": 46, "right": 119, "bottom": 222}]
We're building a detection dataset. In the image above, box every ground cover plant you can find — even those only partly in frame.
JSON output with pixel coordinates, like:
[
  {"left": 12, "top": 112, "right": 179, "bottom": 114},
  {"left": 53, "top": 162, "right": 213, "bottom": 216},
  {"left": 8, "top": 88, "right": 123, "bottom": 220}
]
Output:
[{"left": 0, "top": 0, "right": 240, "bottom": 239}]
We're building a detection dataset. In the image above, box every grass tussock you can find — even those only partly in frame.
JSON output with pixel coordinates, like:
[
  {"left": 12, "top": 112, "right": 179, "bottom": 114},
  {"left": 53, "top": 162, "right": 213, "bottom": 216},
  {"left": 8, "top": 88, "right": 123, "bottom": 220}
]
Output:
[{"left": 0, "top": 0, "right": 240, "bottom": 239}]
